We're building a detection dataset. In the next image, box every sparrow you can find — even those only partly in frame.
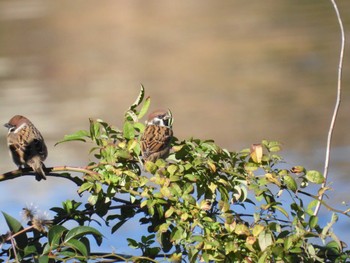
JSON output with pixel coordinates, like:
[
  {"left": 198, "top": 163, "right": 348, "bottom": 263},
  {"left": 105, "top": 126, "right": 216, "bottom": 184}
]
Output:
[
  {"left": 140, "top": 109, "right": 173, "bottom": 163},
  {"left": 4, "top": 115, "right": 48, "bottom": 181}
]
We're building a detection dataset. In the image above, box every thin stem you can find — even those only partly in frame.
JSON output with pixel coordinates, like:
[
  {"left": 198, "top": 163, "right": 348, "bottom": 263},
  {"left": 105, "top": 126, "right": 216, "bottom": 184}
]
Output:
[
  {"left": 299, "top": 190, "right": 350, "bottom": 218},
  {"left": 9, "top": 237, "right": 19, "bottom": 263},
  {"left": 313, "top": 0, "right": 345, "bottom": 217},
  {"left": 6, "top": 226, "right": 34, "bottom": 242},
  {"left": 6, "top": 226, "right": 34, "bottom": 263}
]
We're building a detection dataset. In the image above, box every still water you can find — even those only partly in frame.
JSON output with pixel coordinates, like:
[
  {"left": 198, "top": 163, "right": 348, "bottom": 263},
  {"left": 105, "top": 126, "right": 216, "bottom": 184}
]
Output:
[{"left": 0, "top": 0, "right": 349, "bottom": 254}]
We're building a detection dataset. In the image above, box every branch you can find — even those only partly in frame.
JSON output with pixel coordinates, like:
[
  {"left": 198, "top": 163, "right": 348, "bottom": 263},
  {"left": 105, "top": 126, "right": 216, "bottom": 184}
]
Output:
[
  {"left": 0, "top": 165, "right": 101, "bottom": 186},
  {"left": 89, "top": 252, "right": 173, "bottom": 262},
  {"left": 314, "top": 0, "right": 345, "bottom": 217},
  {"left": 299, "top": 190, "right": 350, "bottom": 218}
]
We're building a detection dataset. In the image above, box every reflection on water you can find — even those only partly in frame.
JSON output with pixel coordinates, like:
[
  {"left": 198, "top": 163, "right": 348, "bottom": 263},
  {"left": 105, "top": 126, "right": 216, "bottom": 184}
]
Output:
[{"left": 0, "top": 0, "right": 349, "bottom": 250}]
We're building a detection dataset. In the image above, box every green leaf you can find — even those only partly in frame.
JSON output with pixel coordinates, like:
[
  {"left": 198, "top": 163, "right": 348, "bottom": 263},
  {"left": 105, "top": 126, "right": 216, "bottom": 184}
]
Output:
[
  {"left": 322, "top": 213, "right": 338, "bottom": 238},
  {"left": 258, "top": 251, "right": 269, "bottom": 263},
  {"left": 64, "top": 226, "right": 103, "bottom": 246},
  {"left": 116, "top": 149, "right": 131, "bottom": 159},
  {"left": 48, "top": 225, "right": 67, "bottom": 246},
  {"left": 326, "top": 240, "right": 341, "bottom": 255},
  {"left": 202, "top": 252, "right": 209, "bottom": 262},
  {"left": 129, "top": 139, "right": 141, "bottom": 156},
  {"left": 112, "top": 220, "right": 127, "bottom": 234},
  {"left": 183, "top": 183, "right": 194, "bottom": 195},
  {"left": 268, "top": 141, "right": 281, "bottom": 152},
  {"left": 23, "top": 244, "right": 37, "bottom": 257},
  {"left": 170, "top": 227, "right": 183, "bottom": 243},
  {"left": 42, "top": 243, "right": 52, "bottom": 255},
  {"left": 89, "top": 119, "right": 101, "bottom": 142},
  {"left": 129, "top": 84, "right": 145, "bottom": 111},
  {"left": 284, "top": 236, "right": 293, "bottom": 250},
  {"left": 307, "top": 244, "right": 316, "bottom": 257},
  {"left": 123, "top": 121, "right": 135, "bottom": 140},
  {"left": 165, "top": 207, "right": 175, "bottom": 218},
  {"left": 283, "top": 175, "right": 297, "bottom": 192},
  {"left": 2, "top": 212, "right": 27, "bottom": 249},
  {"left": 184, "top": 173, "right": 198, "bottom": 182},
  {"left": 127, "top": 238, "right": 139, "bottom": 249},
  {"left": 253, "top": 225, "right": 265, "bottom": 237},
  {"left": 273, "top": 205, "right": 289, "bottom": 219},
  {"left": 289, "top": 247, "right": 303, "bottom": 253},
  {"left": 234, "top": 224, "right": 250, "bottom": 236},
  {"left": 158, "top": 223, "right": 170, "bottom": 233},
  {"left": 65, "top": 238, "right": 88, "bottom": 257},
  {"left": 309, "top": 215, "right": 318, "bottom": 229},
  {"left": 55, "top": 130, "right": 89, "bottom": 146},
  {"left": 258, "top": 231, "right": 273, "bottom": 251},
  {"left": 88, "top": 195, "right": 98, "bottom": 205},
  {"left": 167, "top": 164, "right": 178, "bottom": 176},
  {"left": 306, "top": 170, "right": 324, "bottom": 184},
  {"left": 125, "top": 110, "right": 139, "bottom": 122},
  {"left": 138, "top": 96, "right": 151, "bottom": 119},
  {"left": 170, "top": 252, "right": 182, "bottom": 263},
  {"left": 306, "top": 199, "right": 318, "bottom": 215},
  {"left": 133, "top": 122, "right": 145, "bottom": 133},
  {"left": 145, "top": 161, "right": 158, "bottom": 174},
  {"left": 38, "top": 255, "right": 49, "bottom": 263},
  {"left": 94, "top": 184, "right": 103, "bottom": 195},
  {"left": 2, "top": 211, "right": 22, "bottom": 232},
  {"left": 167, "top": 108, "right": 174, "bottom": 127},
  {"left": 78, "top": 182, "right": 94, "bottom": 194}
]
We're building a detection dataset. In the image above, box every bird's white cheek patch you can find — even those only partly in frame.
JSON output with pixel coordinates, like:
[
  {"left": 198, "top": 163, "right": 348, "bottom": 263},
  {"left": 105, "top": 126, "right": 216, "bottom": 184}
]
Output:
[{"left": 14, "top": 123, "right": 27, "bottom": 133}]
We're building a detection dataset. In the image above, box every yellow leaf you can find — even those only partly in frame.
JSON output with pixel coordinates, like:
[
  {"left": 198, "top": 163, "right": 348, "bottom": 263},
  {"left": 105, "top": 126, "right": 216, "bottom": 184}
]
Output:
[
  {"left": 200, "top": 200, "right": 212, "bottom": 211},
  {"left": 172, "top": 145, "right": 184, "bottom": 152},
  {"left": 209, "top": 182, "right": 217, "bottom": 193},
  {"left": 250, "top": 144, "right": 263, "bottom": 163},
  {"left": 252, "top": 224, "right": 265, "bottom": 237},
  {"left": 235, "top": 223, "right": 250, "bottom": 236},
  {"left": 265, "top": 173, "right": 281, "bottom": 186},
  {"left": 207, "top": 160, "right": 216, "bottom": 173},
  {"left": 246, "top": 236, "right": 257, "bottom": 245}
]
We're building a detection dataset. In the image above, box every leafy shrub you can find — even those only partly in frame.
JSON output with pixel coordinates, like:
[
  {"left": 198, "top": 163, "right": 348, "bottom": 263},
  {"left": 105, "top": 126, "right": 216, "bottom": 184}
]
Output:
[{"left": 0, "top": 86, "right": 349, "bottom": 262}]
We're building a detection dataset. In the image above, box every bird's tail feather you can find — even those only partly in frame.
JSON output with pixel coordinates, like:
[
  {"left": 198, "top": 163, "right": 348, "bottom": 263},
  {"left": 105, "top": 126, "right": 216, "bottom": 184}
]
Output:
[
  {"left": 29, "top": 158, "right": 47, "bottom": 181},
  {"left": 34, "top": 165, "right": 46, "bottom": 181}
]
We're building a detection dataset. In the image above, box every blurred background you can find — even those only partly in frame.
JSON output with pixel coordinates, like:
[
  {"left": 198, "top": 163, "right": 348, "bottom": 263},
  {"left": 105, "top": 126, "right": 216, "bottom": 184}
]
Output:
[{"left": 0, "top": 0, "right": 349, "bottom": 255}]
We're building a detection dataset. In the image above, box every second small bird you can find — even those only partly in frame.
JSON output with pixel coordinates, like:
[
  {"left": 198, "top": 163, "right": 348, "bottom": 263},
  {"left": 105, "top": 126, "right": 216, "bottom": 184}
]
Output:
[
  {"left": 4, "top": 115, "right": 48, "bottom": 181},
  {"left": 141, "top": 109, "right": 173, "bottom": 163}
]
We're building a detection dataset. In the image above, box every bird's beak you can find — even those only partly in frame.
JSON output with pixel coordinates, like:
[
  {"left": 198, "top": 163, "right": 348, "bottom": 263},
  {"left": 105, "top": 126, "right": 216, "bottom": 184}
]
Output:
[{"left": 4, "top": 123, "right": 11, "bottom": 129}]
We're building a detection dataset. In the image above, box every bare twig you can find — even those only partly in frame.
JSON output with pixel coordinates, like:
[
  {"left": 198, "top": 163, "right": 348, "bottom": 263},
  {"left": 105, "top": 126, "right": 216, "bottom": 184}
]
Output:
[
  {"left": 313, "top": 0, "right": 345, "bottom": 217},
  {"left": 6, "top": 226, "right": 34, "bottom": 242},
  {"left": 9, "top": 236, "right": 19, "bottom": 263}
]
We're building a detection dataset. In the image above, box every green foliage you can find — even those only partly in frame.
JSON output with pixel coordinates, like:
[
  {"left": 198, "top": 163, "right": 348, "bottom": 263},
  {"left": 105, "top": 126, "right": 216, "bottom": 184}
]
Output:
[{"left": 0, "top": 86, "right": 349, "bottom": 262}]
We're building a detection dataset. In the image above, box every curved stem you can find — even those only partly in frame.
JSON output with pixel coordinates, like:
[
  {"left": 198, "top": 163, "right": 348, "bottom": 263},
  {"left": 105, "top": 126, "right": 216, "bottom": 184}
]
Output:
[
  {"left": 299, "top": 190, "right": 350, "bottom": 218},
  {"left": 314, "top": 0, "right": 345, "bottom": 217}
]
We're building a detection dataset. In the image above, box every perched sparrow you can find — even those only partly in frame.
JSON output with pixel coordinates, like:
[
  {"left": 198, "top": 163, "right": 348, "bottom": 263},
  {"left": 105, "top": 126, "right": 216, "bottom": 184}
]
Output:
[
  {"left": 141, "top": 109, "right": 173, "bottom": 163},
  {"left": 4, "top": 115, "right": 48, "bottom": 181}
]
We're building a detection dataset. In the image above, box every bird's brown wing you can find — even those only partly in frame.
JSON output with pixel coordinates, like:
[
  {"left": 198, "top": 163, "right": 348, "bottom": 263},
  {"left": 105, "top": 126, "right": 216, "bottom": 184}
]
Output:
[
  {"left": 141, "top": 125, "right": 173, "bottom": 161},
  {"left": 32, "top": 137, "right": 48, "bottom": 161},
  {"left": 7, "top": 130, "right": 28, "bottom": 165},
  {"left": 8, "top": 124, "right": 47, "bottom": 163}
]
